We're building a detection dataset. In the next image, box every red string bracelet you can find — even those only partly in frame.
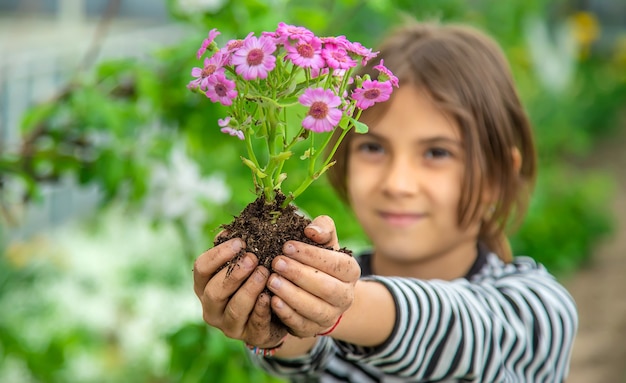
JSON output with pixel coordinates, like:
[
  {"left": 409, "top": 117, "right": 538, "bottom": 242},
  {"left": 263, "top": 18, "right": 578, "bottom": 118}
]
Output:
[{"left": 317, "top": 314, "right": 343, "bottom": 336}]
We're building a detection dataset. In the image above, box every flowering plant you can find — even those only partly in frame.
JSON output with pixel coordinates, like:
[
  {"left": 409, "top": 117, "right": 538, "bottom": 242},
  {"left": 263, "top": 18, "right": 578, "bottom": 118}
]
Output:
[{"left": 188, "top": 23, "right": 398, "bottom": 208}]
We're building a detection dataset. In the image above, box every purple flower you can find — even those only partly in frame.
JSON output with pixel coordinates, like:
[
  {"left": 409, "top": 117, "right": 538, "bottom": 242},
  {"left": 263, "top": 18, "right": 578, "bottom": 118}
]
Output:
[
  {"left": 309, "top": 67, "right": 329, "bottom": 79},
  {"left": 231, "top": 35, "right": 277, "bottom": 80},
  {"left": 220, "top": 127, "right": 245, "bottom": 140},
  {"left": 373, "top": 59, "right": 399, "bottom": 88},
  {"left": 196, "top": 28, "right": 220, "bottom": 59},
  {"left": 218, "top": 116, "right": 232, "bottom": 127},
  {"left": 346, "top": 41, "right": 378, "bottom": 66},
  {"left": 187, "top": 80, "right": 200, "bottom": 90},
  {"left": 218, "top": 116, "right": 244, "bottom": 139},
  {"left": 299, "top": 87, "right": 343, "bottom": 133},
  {"left": 225, "top": 32, "right": 253, "bottom": 53},
  {"left": 286, "top": 36, "right": 325, "bottom": 70},
  {"left": 320, "top": 35, "right": 350, "bottom": 50},
  {"left": 190, "top": 52, "right": 227, "bottom": 89},
  {"left": 275, "top": 22, "right": 315, "bottom": 44},
  {"left": 322, "top": 46, "right": 357, "bottom": 70},
  {"left": 205, "top": 73, "right": 237, "bottom": 106},
  {"left": 351, "top": 80, "right": 393, "bottom": 109}
]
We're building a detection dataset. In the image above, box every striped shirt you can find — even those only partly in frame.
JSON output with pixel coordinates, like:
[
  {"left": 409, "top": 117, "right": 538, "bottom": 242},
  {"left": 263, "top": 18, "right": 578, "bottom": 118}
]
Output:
[{"left": 251, "top": 247, "right": 578, "bottom": 382}]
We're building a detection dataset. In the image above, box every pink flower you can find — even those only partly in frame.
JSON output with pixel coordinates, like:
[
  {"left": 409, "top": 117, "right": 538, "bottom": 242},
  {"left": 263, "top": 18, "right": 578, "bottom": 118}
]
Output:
[
  {"left": 231, "top": 35, "right": 277, "bottom": 80},
  {"left": 225, "top": 32, "right": 253, "bottom": 53},
  {"left": 351, "top": 80, "right": 393, "bottom": 109},
  {"left": 309, "top": 67, "right": 329, "bottom": 79},
  {"left": 373, "top": 59, "right": 399, "bottom": 88},
  {"left": 260, "top": 31, "right": 284, "bottom": 47},
  {"left": 190, "top": 52, "right": 227, "bottom": 90},
  {"left": 275, "top": 22, "right": 314, "bottom": 44},
  {"left": 218, "top": 116, "right": 232, "bottom": 127},
  {"left": 219, "top": 117, "right": 244, "bottom": 139},
  {"left": 286, "top": 36, "right": 325, "bottom": 70},
  {"left": 320, "top": 35, "right": 350, "bottom": 50},
  {"left": 322, "top": 46, "right": 357, "bottom": 70},
  {"left": 187, "top": 80, "right": 200, "bottom": 91},
  {"left": 220, "top": 127, "right": 245, "bottom": 140},
  {"left": 205, "top": 73, "right": 238, "bottom": 106},
  {"left": 346, "top": 41, "right": 378, "bottom": 66},
  {"left": 299, "top": 87, "right": 343, "bottom": 133},
  {"left": 196, "top": 28, "right": 220, "bottom": 59}
]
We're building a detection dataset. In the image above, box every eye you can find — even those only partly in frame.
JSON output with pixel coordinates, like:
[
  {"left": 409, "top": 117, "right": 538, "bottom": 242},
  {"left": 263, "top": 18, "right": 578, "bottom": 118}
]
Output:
[
  {"left": 357, "top": 142, "right": 384, "bottom": 154},
  {"left": 425, "top": 147, "right": 452, "bottom": 159}
]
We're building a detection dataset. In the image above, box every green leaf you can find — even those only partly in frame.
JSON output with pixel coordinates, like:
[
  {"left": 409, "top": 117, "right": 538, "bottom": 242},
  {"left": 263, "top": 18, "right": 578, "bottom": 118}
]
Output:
[
  {"left": 19, "top": 103, "right": 56, "bottom": 133},
  {"left": 352, "top": 119, "right": 369, "bottom": 134},
  {"left": 241, "top": 156, "right": 266, "bottom": 178},
  {"left": 270, "top": 151, "right": 293, "bottom": 162}
]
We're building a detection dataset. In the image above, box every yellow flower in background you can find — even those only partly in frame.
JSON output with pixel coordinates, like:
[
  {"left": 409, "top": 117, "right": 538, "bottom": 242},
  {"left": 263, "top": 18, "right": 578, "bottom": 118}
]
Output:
[
  {"left": 5, "top": 236, "right": 64, "bottom": 268},
  {"left": 569, "top": 11, "right": 600, "bottom": 59}
]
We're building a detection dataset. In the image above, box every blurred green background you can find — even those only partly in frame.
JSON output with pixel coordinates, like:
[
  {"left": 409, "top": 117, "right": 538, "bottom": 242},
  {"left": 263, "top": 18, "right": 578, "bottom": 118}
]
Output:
[{"left": 0, "top": 0, "right": 624, "bottom": 382}]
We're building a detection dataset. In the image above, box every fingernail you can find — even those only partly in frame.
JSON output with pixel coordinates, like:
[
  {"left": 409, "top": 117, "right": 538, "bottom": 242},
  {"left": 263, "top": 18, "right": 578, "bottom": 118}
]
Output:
[
  {"left": 274, "top": 258, "right": 287, "bottom": 272},
  {"left": 254, "top": 268, "right": 266, "bottom": 283},
  {"left": 274, "top": 297, "right": 284, "bottom": 309},
  {"left": 231, "top": 239, "right": 243, "bottom": 252},
  {"left": 283, "top": 243, "right": 295, "bottom": 255},
  {"left": 307, "top": 225, "right": 322, "bottom": 234},
  {"left": 242, "top": 254, "right": 255, "bottom": 269},
  {"left": 270, "top": 275, "right": 282, "bottom": 289}
]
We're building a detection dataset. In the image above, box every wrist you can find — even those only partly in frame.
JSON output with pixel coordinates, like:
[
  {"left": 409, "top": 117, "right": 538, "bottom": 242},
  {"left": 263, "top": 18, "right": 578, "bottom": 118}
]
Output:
[
  {"left": 245, "top": 336, "right": 287, "bottom": 357},
  {"left": 317, "top": 314, "right": 343, "bottom": 336}
]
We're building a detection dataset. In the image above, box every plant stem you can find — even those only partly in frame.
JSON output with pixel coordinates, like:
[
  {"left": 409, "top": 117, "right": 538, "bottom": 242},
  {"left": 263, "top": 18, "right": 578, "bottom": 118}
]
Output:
[
  {"left": 283, "top": 127, "right": 346, "bottom": 208},
  {"left": 323, "top": 126, "right": 350, "bottom": 167},
  {"left": 282, "top": 160, "right": 336, "bottom": 208}
]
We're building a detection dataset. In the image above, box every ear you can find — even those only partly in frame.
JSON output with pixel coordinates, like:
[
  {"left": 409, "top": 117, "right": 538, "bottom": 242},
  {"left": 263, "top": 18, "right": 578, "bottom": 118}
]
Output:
[{"left": 512, "top": 147, "right": 522, "bottom": 174}]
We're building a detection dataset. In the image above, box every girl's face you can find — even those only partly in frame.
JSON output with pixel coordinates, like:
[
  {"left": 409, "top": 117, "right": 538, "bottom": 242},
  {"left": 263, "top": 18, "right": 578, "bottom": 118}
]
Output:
[{"left": 347, "top": 86, "right": 481, "bottom": 279}]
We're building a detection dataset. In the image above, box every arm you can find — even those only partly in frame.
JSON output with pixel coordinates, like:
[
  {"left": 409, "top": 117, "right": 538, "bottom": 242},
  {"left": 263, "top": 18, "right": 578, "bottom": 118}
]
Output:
[
  {"left": 268, "top": 262, "right": 394, "bottom": 358},
  {"left": 196, "top": 220, "right": 576, "bottom": 381},
  {"left": 331, "top": 264, "right": 577, "bottom": 382},
  {"left": 265, "top": 256, "right": 577, "bottom": 382}
]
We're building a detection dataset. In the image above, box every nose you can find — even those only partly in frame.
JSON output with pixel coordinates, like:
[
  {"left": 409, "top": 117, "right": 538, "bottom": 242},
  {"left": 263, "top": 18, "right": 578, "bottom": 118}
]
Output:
[{"left": 381, "top": 155, "right": 419, "bottom": 197}]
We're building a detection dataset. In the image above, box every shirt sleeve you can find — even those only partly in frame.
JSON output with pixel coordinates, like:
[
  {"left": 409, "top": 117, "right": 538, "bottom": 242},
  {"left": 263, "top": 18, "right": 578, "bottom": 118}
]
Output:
[
  {"left": 334, "top": 266, "right": 578, "bottom": 382},
  {"left": 248, "top": 335, "right": 336, "bottom": 381}
]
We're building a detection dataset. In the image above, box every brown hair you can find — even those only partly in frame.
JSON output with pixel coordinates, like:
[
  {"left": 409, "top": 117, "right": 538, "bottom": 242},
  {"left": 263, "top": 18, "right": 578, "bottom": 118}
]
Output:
[{"left": 327, "top": 22, "right": 537, "bottom": 262}]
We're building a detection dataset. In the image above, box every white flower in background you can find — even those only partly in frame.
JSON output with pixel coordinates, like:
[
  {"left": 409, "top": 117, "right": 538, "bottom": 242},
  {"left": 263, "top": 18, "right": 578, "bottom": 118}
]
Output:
[
  {"left": 14, "top": 207, "right": 204, "bottom": 381},
  {"left": 524, "top": 16, "right": 577, "bottom": 94},
  {"left": 144, "top": 144, "right": 231, "bottom": 230}
]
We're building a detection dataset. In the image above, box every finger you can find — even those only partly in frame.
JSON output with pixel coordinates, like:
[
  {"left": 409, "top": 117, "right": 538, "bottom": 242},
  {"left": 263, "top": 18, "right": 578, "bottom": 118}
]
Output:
[
  {"left": 271, "top": 288, "right": 337, "bottom": 338},
  {"left": 272, "top": 255, "right": 352, "bottom": 307},
  {"left": 247, "top": 292, "right": 287, "bottom": 347},
  {"left": 221, "top": 266, "right": 269, "bottom": 338},
  {"left": 193, "top": 238, "right": 244, "bottom": 298},
  {"left": 268, "top": 274, "right": 339, "bottom": 326},
  {"left": 249, "top": 290, "right": 272, "bottom": 331},
  {"left": 270, "top": 294, "right": 332, "bottom": 338},
  {"left": 304, "top": 215, "right": 339, "bottom": 250},
  {"left": 282, "top": 241, "right": 361, "bottom": 282},
  {"left": 200, "top": 252, "right": 257, "bottom": 324},
  {"left": 271, "top": 295, "right": 312, "bottom": 338}
]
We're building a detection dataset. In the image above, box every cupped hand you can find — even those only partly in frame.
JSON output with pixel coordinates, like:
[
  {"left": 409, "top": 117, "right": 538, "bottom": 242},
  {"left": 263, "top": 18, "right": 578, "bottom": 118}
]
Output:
[
  {"left": 267, "top": 215, "right": 361, "bottom": 338},
  {"left": 193, "top": 238, "right": 288, "bottom": 348}
]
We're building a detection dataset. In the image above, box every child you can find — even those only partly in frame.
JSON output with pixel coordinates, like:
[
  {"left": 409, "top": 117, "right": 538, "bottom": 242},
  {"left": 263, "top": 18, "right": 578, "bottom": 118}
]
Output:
[{"left": 192, "top": 21, "right": 578, "bottom": 382}]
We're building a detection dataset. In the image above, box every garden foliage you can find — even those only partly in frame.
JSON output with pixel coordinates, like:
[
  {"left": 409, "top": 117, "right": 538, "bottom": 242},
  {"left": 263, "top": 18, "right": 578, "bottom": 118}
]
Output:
[{"left": 0, "top": 0, "right": 624, "bottom": 381}]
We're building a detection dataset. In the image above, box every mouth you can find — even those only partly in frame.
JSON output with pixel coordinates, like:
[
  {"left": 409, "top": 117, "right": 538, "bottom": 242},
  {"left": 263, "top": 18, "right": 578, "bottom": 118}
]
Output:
[{"left": 378, "top": 211, "right": 425, "bottom": 227}]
